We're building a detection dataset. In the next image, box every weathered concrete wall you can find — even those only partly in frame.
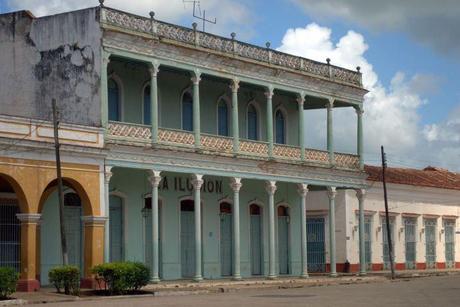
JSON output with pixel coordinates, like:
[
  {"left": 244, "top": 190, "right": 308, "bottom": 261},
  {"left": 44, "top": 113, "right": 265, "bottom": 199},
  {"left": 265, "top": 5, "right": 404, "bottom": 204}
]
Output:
[{"left": 0, "top": 8, "right": 102, "bottom": 126}]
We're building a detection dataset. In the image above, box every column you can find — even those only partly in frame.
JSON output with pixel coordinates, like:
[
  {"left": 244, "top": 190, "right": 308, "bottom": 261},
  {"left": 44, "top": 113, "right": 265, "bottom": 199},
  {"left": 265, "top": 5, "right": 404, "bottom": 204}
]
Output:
[
  {"left": 148, "top": 170, "right": 162, "bottom": 283},
  {"left": 355, "top": 106, "right": 364, "bottom": 170},
  {"left": 103, "top": 166, "right": 112, "bottom": 263},
  {"left": 192, "top": 70, "right": 201, "bottom": 148},
  {"left": 327, "top": 98, "right": 335, "bottom": 165},
  {"left": 192, "top": 174, "right": 204, "bottom": 281},
  {"left": 265, "top": 86, "right": 274, "bottom": 158},
  {"left": 297, "top": 93, "right": 306, "bottom": 161},
  {"left": 150, "top": 62, "right": 160, "bottom": 144},
  {"left": 16, "top": 213, "right": 41, "bottom": 292},
  {"left": 297, "top": 184, "right": 309, "bottom": 278},
  {"left": 230, "top": 177, "right": 242, "bottom": 280},
  {"left": 81, "top": 216, "right": 106, "bottom": 289},
  {"left": 230, "top": 79, "right": 240, "bottom": 154},
  {"left": 327, "top": 186, "right": 337, "bottom": 277},
  {"left": 356, "top": 189, "right": 366, "bottom": 275},
  {"left": 101, "top": 51, "right": 111, "bottom": 129},
  {"left": 266, "top": 180, "right": 277, "bottom": 279}
]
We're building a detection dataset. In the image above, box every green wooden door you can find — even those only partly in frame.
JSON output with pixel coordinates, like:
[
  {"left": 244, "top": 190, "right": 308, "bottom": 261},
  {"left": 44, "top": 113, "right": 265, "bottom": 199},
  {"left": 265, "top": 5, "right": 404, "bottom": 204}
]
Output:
[
  {"left": 220, "top": 212, "right": 233, "bottom": 276},
  {"left": 445, "top": 220, "right": 455, "bottom": 268},
  {"left": 278, "top": 215, "right": 289, "bottom": 274},
  {"left": 425, "top": 219, "right": 436, "bottom": 269},
  {"left": 181, "top": 210, "right": 195, "bottom": 278},
  {"left": 109, "top": 195, "right": 123, "bottom": 262},
  {"left": 404, "top": 218, "right": 417, "bottom": 269},
  {"left": 250, "top": 204, "right": 263, "bottom": 275}
]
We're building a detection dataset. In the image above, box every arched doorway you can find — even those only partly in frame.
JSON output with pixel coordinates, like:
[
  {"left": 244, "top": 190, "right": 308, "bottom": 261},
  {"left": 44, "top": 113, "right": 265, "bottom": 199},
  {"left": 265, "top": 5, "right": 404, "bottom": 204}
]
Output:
[
  {"left": 143, "top": 196, "right": 162, "bottom": 277},
  {"left": 220, "top": 202, "right": 232, "bottom": 276},
  {"left": 109, "top": 195, "right": 123, "bottom": 262},
  {"left": 0, "top": 175, "right": 21, "bottom": 272},
  {"left": 180, "top": 199, "right": 195, "bottom": 278},
  {"left": 277, "top": 205, "right": 290, "bottom": 274},
  {"left": 249, "top": 203, "right": 263, "bottom": 275}
]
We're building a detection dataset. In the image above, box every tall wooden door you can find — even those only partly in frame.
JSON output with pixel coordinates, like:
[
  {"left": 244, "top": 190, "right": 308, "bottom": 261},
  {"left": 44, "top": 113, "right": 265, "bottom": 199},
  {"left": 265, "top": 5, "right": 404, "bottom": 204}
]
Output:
[
  {"left": 382, "top": 218, "right": 395, "bottom": 270},
  {"left": 144, "top": 198, "right": 163, "bottom": 277},
  {"left": 307, "top": 217, "right": 325, "bottom": 272},
  {"left": 277, "top": 206, "right": 289, "bottom": 275},
  {"left": 109, "top": 195, "right": 123, "bottom": 262},
  {"left": 220, "top": 202, "right": 233, "bottom": 276},
  {"left": 63, "top": 193, "right": 82, "bottom": 272},
  {"left": 364, "top": 216, "right": 372, "bottom": 270},
  {"left": 250, "top": 204, "right": 263, "bottom": 275},
  {"left": 445, "top": 220, "right": 455, "bottom": 268},
  {"left": 0, "top": 200, "right": 20, "bottom": 272},
  {"left": 404, "top": 218, "right": 417, "bottom": 269},
  {"left": 425, "top": 219, "right": 436, "bottom": 269},
  {"left": 181, "top": 200, "right": 195, "bottom": 278}
]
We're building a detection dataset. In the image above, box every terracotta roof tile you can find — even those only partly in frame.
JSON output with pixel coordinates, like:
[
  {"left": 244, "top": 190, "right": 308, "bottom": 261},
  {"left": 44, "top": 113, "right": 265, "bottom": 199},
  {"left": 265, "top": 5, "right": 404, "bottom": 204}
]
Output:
[{"left": 365, "top": 165, "right": 460, "bottom": 191}]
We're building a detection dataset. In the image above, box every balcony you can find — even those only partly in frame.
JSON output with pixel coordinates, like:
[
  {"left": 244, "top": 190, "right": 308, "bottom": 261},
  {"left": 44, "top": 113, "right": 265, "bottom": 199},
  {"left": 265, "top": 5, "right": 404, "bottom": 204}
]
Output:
[{"left": 106, "top": 121, "right": 359, "bottom": 170}]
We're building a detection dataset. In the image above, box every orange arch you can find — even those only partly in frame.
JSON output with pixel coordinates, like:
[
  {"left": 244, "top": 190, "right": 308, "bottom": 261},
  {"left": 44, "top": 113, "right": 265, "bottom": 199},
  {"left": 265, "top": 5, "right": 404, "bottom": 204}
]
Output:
[
  {"left": 38, "top": 177, "right": 94, "bottom": 216},
  {"left": 0, "top": 173, "right": 28, "bottom": 213}
]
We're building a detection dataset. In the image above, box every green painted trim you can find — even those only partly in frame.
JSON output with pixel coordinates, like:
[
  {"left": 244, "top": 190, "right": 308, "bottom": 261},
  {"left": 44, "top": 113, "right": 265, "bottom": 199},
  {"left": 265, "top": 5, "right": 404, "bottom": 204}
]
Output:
[
  {"left": 327, "top": 100, "right": 335, "bottom": 165},
  {"left": 266, "top": 87, "right": 274, "bottom": 158},
  {"left": 150, "top": 62, "right": 160, "bottom": 144},
  {"left": 231, "top": 80, "right": 240, "bottom": 154},
  {"left": 101, "top": 50, "right": 111, "bottom": 128}
]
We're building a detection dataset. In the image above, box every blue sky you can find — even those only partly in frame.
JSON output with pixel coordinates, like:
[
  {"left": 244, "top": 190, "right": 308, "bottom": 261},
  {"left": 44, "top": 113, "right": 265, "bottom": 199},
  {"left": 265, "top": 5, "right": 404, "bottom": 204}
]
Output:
[{"left": 1, "top": 0, "right": 459, "bottom": 169}]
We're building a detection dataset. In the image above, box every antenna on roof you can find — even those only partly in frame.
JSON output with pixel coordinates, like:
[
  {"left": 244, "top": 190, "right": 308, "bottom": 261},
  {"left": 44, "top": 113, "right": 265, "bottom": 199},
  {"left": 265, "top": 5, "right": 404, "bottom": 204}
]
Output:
[{"left": 183, "top": 0, "right": 217, "bottom": 32}]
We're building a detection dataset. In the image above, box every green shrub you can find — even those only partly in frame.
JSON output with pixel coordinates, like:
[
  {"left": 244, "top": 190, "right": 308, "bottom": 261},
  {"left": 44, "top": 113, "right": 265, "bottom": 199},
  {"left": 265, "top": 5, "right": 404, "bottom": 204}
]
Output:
[
  {"left": 48, "top": 265, "right": 80, "bottom": 295},
  {"left": 92, "top": 262, "right": 150, "bottom": 295},
  {"left": 0, "top": 267, "right": 19, "bottom": 299}
]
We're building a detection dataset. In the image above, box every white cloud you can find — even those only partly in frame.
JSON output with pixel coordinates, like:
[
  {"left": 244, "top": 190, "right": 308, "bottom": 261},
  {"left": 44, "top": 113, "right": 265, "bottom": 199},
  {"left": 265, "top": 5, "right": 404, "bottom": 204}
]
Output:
[
  {"left": 6, "top": 0, "right": 253, "bottom": 38},
  {"left": 278, "top": 23, "right": 460, "bottom": 170}
]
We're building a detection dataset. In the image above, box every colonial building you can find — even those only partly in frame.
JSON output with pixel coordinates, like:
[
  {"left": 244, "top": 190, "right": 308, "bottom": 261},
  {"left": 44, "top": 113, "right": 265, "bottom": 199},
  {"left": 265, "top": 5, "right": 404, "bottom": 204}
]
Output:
[{"left": 2, "top": 3, "right": 453, "bottom": 293}]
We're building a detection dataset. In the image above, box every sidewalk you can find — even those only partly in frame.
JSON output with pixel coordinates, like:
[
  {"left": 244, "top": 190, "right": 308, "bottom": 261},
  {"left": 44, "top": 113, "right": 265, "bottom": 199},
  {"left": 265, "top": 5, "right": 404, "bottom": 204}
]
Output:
[{"left": 3, "top": 269, "right": 460, "bottom": 305}]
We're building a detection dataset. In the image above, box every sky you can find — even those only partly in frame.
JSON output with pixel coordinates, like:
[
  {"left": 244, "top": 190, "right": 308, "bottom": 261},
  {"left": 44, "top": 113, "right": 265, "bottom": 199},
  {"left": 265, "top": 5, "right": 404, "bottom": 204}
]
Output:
[{"left": 1, "top": 0, "right": 459, "bottom": 171}]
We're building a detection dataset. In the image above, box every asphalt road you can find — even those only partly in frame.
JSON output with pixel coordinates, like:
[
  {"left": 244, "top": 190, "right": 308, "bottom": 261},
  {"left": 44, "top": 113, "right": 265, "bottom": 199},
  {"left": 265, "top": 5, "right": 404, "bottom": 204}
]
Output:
[{"left": 30, "top": 274, "right": 460, "bottom": 307}]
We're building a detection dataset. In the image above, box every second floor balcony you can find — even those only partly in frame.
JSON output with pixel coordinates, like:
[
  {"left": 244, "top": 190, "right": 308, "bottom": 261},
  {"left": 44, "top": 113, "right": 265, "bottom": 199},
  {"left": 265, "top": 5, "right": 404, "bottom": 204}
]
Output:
[{"left": 102, "top": 55, "right": 364, "bottom": 171}]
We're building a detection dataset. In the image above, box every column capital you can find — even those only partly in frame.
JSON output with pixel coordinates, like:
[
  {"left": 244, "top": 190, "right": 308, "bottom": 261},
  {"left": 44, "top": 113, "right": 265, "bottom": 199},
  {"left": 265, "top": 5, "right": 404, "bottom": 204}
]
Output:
[
  {"left": 296, "top": 93, "right": 305, "bottom": 107},
  {"left": 149, "top": 63, "right": 160, "bottom": 77},
  {"left": 264, "top": 86, "right": 274, "bottom": 99},
  {"left": 297, "top": 183, "right": 309, "bottom": 197},
  {"left": 230, "top": 177, "right": 242, "bottom": 192},
  {"left": 229, "top": 78, "right": 240, "bottom": 93},
  {"left": 104, "top": 166, "right": 113, "bottom": 184},
  {"left": 102, "top": 51, "right": 111, "bottom": 65},
  {"left": 327, "top": 186, "right": 337, "bottom": 199},
  {"left": 148, "top": 170, "right": 162, "bottom": 188},
  {"left": 354, "top": 105, "right": 364, "bottom": 116},
  {"left": 327, "top": 98, "right": 334, "bottom": 109},
  {"left": 16, "top": 213, "right": 41, "bottom": 223},
  {"left": 355, "top": 188, "right": 366, "bottom": 200},
  {"left": 192, "top": 174, "right": 204, "bottom": 190},
  {"left": 265, "top": 180, "right": 277, "bottom": 195},
  {"left": 191, "top": 69, "right": 201, "bottom": 84}
]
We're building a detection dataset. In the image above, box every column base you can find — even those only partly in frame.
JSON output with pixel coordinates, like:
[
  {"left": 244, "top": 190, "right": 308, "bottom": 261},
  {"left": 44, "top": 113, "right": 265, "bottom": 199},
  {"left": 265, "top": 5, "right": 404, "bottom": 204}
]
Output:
[
  {"left": 151, "top": 277, "right": 160, "bottom": 284},
  {"left": 267, "top": 275, "right": 277, "bottom": 280},
  {"left": 193, "top": 276, "right": 203, "bottom": 282},
  {"left": 81, "top": 278, "right": 98, "bottom": 289},
  {"left": 329, "top": 272, "right": 338, "bottom": 277},
  {"left": 232, "top": 275, "right": 242, "bottom": 281},
  {"left": 359, "top": 271, "right": 367, "bottom": 276},
  {"left": 300, "top": 273, "right": 309, "bottom": 279},
  {"left": 17, "top": 279, "right": 40, "bottom": 292}
]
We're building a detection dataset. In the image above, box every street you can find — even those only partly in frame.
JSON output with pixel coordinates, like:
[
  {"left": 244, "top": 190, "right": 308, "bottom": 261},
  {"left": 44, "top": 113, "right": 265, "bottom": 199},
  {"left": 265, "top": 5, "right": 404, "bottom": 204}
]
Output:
[{"left": 30, "top": 274, "right": 460, "bottom": 307}]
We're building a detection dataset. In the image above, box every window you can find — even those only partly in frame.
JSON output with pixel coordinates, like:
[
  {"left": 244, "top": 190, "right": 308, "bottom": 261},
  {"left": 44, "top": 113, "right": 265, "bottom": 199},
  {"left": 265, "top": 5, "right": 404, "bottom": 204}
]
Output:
[
  {"left": 217, "top": 99, "right": 229, "bottom": 136},
  {"left": 247, "top": 104, "right": 258, "bottom": 140},
  {"left": 182, "top": 91, "right": 193, "bottom": 131},
  {"left": 275, "top": 109, "right": 286, "bottom": 144},
  {"left": 143, "top": 85, "right": 151, "bottom": 125},
  {"left": 108, "top": 78, "right": 120, "bottom": 121}
]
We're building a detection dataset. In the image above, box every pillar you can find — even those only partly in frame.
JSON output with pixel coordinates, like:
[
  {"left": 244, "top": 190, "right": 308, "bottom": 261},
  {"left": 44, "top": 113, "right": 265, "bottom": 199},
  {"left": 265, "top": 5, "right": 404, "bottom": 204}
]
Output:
[
  {"left": 192, "top": 70, "right": 201, "bottom": 148},
  {"left": 16, "top": 213, "right": 41, "bottom": 292},
  {"left": 356, "top": 189, "right": 366, "bottom": 275},
  {"left": 148, "top": 170, "right": 162, "bottom": 283},
  {"left": 103, "top": 166, "right": 112, "bottom": 263},
  {"left": 150, "top": 62, "right": 160, "bottom": 144},
  {"left": 81, "top": 216, "right": 106, "bottom": 289},
  {"left": 230, "top": 178, "right": 242, "bottom": 280},
  {"left": 297, "top": 93, "right": 306, "bottom": 161},
  {"left": 327, "top": 98, "right": 335, "bottom": 165},
  {"left": 327, "top": 186, "right": 337, "bottom": 277},
  {"left": 355, "top": 106, "right": 364, "bottom": 170},
  {"left": 266, "top": 180, "right": 277, "bottom": 279},
  {"left": 297, "top": 184, "right": 309, "bottom": 278},
  {"left": 265, "top": 86, "right": 274, "bottom": 158},
  {"left": 191, "top": 174, "right": 204, "bottom": 281},
  {"left": 230, "top": 79, "right": 240, "bottom": 154},
  {"left": 101, "top": 51, "right": 110, "bottom": 128}
]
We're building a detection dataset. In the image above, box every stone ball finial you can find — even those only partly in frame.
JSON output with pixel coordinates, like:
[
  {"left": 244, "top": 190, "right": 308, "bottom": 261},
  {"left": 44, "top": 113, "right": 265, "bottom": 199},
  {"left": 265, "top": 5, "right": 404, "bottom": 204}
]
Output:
[
  {"left": 356, "top": 66, "right": 361, "bottom": 72},
  {"left": 231, "top": 32, "right": 236, "bottom": 40},
  {"left": 149, "top": 11, "right": 155, "bottom": 19},
  {"left": 192, "top": 22, "right": 198, "bottom": 30},
  {"left": 99, "top": 0, "right": 105, "bottom": 7},
  {"left": 326, "top": 58, "right": 331, "bottom": 65},
  {"left": 266, "top": 41, "right": 271, "bottom": 49}
]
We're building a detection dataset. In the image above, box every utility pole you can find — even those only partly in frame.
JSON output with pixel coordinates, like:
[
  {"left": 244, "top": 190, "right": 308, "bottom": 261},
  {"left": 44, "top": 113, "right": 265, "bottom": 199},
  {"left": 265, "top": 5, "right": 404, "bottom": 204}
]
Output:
[
  {"left": 381, "top": 145, "right": 395, "bottom": 279},
  {"left": 52, "top": 99, "right": 69, "bottom": 265}
]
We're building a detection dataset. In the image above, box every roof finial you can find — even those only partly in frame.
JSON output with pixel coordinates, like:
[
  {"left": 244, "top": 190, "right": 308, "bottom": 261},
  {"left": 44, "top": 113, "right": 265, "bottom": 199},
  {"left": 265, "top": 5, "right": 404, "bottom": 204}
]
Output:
[
  {"left": 99, "top": 0, "right": 105, "bottom": 7},
  {"left": 231, "top": 32, "right": 236, "bottom": 40},
  {"left": 192, "top": 22, "right": 198, "bottom": 31},
  {"left": 149, "top": 11, "right": 155, "bottom": 20},
  {"left": 356, "top": 66, "right": 361, "bottom": 73},
  {"left": 265, "top": 41, "right": 271, "bottom": 49},
  {"left": 326, "top": 58, "right": 331, "bottom": 65}
]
